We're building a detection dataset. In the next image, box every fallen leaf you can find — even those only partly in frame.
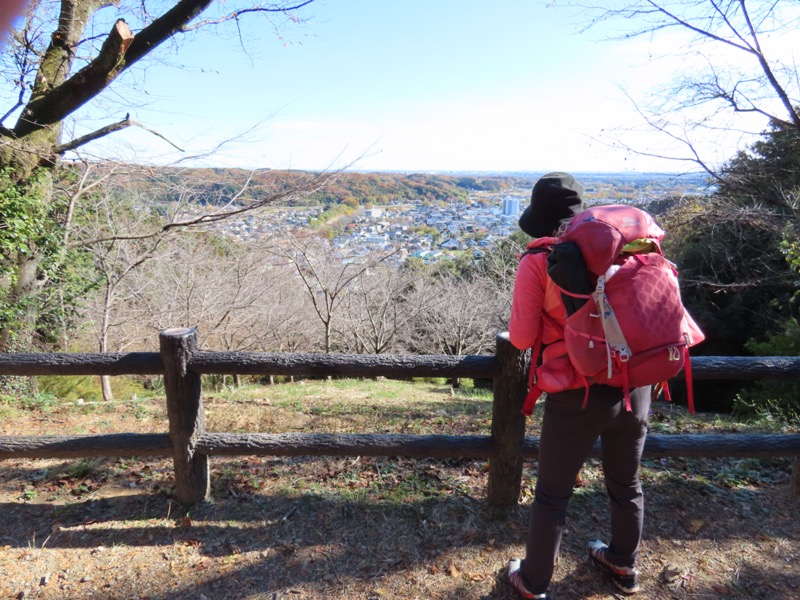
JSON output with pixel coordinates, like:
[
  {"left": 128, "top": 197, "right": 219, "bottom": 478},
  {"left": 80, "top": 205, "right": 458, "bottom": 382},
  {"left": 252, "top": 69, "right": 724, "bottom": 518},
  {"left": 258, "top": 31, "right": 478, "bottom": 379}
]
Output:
[
  {"left": 712, "top": 583, "right": 731, "bottom": 595},
  {"left": 448, "top": 560, "right": 460, "bottom": 577},
  {"left": 179, "top": 516, "right": 192, "bottom": 528}
]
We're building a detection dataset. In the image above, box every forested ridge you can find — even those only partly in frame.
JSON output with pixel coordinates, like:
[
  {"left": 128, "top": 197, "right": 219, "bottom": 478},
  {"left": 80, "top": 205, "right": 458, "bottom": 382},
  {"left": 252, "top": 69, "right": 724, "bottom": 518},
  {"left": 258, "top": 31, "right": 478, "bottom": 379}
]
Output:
[
  {"left": 114, "top": 166, "right": 531, "bottom": 208},
  {"left": 99, "top": 165, "right": 707, "bottom": 208}
]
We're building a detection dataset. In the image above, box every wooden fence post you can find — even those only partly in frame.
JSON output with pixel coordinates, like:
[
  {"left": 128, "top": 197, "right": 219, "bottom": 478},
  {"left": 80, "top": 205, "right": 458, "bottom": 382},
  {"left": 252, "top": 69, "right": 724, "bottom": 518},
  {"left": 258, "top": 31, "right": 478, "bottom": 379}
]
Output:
[
  {"left": 487, "top": 332, "right": 529, "bottom": 508},
  {"left": 160, "top": 327, "right": 209, "bottom": 506}
]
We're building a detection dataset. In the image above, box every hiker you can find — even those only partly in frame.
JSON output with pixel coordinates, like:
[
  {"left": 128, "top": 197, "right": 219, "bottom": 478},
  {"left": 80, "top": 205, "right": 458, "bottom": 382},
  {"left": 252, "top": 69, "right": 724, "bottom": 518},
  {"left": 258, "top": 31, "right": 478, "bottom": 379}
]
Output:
[{"left": 505, "top": 172, "right": 649, "bottom": 598}]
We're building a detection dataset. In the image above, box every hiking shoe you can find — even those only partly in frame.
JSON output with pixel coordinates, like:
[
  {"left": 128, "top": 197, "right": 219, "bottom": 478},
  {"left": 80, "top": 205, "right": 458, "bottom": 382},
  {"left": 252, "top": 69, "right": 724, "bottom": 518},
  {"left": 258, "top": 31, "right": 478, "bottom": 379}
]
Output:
[
  {"left": 587, "top": 540, "right": 640, "bottom": 595},
  {"left": 506, "top": 558, "right": 549, "bottom": 599}
]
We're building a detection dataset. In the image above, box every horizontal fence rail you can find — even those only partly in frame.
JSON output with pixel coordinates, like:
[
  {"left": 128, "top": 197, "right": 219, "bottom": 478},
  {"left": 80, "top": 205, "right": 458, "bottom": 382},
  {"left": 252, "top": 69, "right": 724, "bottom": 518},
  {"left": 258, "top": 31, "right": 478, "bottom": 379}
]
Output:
[
  {"left": 4, "top": 353, "right": 800, "bottom": 379},
  {"left": 190, "top": 350, "right": 502, "bottom": 379},
  {"left": 0, "top": 352, "right": 164, "bottom": 376},
  {"left": 1, "top": 327, "right": 798, "bottom": 506},
  {"left": 5, "top": 432, "right": 799, "bottom": 461},
  {"left": 0, "top": 433, "right": 172, "bottom": 459}
]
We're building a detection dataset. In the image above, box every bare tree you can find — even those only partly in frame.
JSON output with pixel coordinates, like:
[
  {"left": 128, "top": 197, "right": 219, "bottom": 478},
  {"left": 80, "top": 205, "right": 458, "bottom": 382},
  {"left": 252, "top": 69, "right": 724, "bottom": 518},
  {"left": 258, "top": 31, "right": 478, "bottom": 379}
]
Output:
[
  {"left": 405, "top": 272, "right": 505, "bottom": 358},
  {"left": 574, "top": 0, "right": 800, "bottom": 176},
  {"left": 0, "top": 0, "right": 318, "bottom": 369},
  {"left": 78, "top": 185, "right": 174, "bottom": 400},
  {"left": 339, "top": 265, "right": 418, "bottom": 354},
  {"left": 269, "top": 235, "right": 396, "bottom": 353},
  {"left": 471, "top": 234, "right": 525, "bottom": 330}
]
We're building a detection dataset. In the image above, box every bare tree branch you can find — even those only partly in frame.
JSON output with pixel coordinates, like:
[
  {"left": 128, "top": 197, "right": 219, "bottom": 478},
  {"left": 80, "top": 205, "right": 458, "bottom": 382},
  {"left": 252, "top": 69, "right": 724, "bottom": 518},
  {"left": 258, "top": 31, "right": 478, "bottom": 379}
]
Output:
[
  {"left": 573, "top": 0, "right": 800, "bottom": 171},
  {"left": 53, "top": 114, "right": 185, "bottom": 155},
  {"left": 161, "top": 170, "right": 336, "bottom": 230},
  {"left": 11, "top": 1, "right": 315, "bottom": 139},
  {"left": 182, "top": 0, "right": 316, "bottom": 31}
]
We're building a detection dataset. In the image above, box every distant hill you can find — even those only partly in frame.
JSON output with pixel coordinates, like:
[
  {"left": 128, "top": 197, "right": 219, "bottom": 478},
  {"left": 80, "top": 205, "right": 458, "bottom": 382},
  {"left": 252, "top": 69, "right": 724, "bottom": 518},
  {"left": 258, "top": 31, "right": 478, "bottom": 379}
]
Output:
[
  {"left": 93, "top": 164, "right": 709, "bottom": 208},
  {"left": 120, "top": 167, "right": 535, "bottom": 208}
]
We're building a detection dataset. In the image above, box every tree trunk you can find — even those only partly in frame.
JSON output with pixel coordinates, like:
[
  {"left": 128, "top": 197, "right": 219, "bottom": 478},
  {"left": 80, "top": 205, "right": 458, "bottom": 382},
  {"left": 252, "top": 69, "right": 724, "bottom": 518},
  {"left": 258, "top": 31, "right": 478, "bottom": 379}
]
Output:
[
  {"left": 99, "top": 284, "right": 114, "bottom": 401},
  {"left": 0, "top": 0, "right": 215, "bottom": 361},
  {"left": 0, "top": 253, "right": 44, "bottom": 352},
  {"left": 0, "top": 252, "right": 45, "bottom": 396},
  {"left": 324, "top": 319, "right": 332, "bottom": 353},
  {"left": 100, "top": 375, "right": 114, "bottom": 402}
]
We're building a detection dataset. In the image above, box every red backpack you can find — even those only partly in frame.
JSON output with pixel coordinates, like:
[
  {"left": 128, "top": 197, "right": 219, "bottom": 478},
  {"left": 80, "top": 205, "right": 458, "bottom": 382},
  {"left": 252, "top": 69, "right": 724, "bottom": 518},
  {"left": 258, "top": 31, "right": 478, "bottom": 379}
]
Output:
[{"left": 522, "top": 205, "right": 705, "bottom": 415}]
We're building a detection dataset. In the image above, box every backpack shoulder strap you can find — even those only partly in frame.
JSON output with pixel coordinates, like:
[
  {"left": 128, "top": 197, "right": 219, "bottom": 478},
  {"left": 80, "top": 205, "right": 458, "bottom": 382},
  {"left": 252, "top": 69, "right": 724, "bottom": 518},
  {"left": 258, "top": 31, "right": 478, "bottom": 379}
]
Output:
[{"left": 518, "top": 237, "right": 555, "bottom": 262}]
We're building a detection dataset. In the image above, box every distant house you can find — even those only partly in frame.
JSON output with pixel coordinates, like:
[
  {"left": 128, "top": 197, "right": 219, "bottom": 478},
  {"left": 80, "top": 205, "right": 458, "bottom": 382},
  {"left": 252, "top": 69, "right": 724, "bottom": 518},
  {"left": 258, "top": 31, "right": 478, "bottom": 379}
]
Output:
[
  {"left": 440, "top": 237, "right": 460, "bottom": 250},
  {"left": 364, "top": 234, "right": 388, "bottom": 245}
]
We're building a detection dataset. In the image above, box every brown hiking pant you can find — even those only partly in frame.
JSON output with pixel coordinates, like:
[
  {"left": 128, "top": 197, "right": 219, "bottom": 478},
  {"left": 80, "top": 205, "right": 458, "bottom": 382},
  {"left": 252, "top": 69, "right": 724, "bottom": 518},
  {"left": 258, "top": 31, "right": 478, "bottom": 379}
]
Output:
[{"left": 520, "top": 384, "right": 651, "bottom": 593}]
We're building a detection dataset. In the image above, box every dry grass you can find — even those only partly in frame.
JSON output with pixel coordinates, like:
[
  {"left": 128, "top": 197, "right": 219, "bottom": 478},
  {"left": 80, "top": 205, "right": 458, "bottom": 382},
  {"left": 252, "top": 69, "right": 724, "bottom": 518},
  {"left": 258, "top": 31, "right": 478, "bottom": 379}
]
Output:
[{"left": 0, "top": 378, "right": 798, "bottom": 599}]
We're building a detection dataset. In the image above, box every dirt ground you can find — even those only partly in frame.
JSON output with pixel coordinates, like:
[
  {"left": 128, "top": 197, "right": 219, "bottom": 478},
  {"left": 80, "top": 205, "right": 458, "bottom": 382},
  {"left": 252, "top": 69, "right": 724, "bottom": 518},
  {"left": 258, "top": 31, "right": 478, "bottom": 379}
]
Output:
[{"left": 0, "top": 385, "right": 798, "bottom": 599}]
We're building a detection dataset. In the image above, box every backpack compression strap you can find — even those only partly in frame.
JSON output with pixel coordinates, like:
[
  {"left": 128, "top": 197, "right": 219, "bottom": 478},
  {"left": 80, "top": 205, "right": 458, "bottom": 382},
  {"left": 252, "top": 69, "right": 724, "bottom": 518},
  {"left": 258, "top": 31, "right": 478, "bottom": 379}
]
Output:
[
  {"left": 521, "top": 329, "right": 591, "bottom": 416},
  {"left": 522, "top": 340, "right": 543, "bottom": 416}
]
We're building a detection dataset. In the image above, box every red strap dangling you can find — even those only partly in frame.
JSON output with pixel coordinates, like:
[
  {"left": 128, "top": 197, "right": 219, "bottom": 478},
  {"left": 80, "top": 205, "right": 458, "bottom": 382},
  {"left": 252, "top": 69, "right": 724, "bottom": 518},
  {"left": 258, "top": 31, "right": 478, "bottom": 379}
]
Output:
[
  {"left": 621, "top": 361, "right": 632, "bottom": 411},
  {"left": 684, "top": 347, "right": 696, "bottom": 414},
  {"left": 522, "top": 334, "right": 544, "bottom": 416},
  {"left": 522, "top": 385, "right": 543, "bottom": 416}
]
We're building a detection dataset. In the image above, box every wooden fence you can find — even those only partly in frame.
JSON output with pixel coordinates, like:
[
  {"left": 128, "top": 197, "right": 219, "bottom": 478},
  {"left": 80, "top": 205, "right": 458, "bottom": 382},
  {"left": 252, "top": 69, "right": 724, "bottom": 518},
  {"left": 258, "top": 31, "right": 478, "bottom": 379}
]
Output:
[{"left": 1, "top": 327, "right": 799, "bottom": 507}]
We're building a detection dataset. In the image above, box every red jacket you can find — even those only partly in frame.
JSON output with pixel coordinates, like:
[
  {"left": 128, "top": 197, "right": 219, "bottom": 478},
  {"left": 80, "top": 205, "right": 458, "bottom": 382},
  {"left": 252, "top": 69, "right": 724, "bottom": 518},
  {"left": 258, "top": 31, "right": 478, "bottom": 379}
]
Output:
[
  {"left": 509, "top": 237, "right": 586, "bottom": 394},
  {"left": 509, "top": 237, "right": 565, "bottom": 354}
]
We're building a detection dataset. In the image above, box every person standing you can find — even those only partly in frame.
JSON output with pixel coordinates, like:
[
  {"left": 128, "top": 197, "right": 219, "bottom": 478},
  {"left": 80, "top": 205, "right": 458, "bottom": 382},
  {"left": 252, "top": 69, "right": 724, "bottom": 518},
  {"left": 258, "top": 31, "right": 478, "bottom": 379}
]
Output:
[{"left": 505, "top": 172, "right": 650, "bottom": 598}]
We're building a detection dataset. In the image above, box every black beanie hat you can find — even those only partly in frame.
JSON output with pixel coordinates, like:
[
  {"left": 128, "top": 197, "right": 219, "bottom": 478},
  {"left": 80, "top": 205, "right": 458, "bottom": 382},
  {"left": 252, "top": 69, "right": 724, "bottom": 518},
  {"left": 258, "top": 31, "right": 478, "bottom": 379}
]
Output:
[{"left": 518, "top": 172, "right": 585, "bottom": 237}]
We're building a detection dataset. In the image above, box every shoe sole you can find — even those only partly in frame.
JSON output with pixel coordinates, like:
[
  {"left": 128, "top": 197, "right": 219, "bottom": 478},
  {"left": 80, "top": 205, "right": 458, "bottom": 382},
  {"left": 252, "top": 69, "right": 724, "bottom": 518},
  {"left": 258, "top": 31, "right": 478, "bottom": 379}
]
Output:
[{"left": 589, "top": 554, "right": 640, "bottom": 595}]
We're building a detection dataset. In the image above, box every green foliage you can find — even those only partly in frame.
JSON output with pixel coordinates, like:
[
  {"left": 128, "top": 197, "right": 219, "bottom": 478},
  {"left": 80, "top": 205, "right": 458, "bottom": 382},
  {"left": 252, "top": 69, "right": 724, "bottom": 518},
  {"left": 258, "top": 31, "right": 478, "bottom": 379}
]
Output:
[
  {"left": 660, "top": 197, "right": 794, "bottom": 357},
  {"left": 308, "top": 203, "right": 355, "bottom": 230},
  {"left": 0, "top": 168, "right": 49, "bottom": 260},
  {"left": 38, "top": 375, "right": 103, "bottom": 402},
  {"left": 719, "top": 121, "right": 800, "bottom": 207},
  {"left": 0, "top": 167, "right": 99, "bottom": 350},
  {"left": 0, "top": 168, "right": 51, "bottom": 345},
  {"left": 0, "top": 391, "right": 59, "bottom": 412},
  {"left": 732, "top": 318, "right": 800, "bottom": 424},
  {"left": 61, "top": 457, "right": 104, "bottom": 480},
  {"left": 656, "top": 118, "right": 800, "bottom": 412},
  {"left": 38, "top": 374, "right": 152, "bottom": 402}
]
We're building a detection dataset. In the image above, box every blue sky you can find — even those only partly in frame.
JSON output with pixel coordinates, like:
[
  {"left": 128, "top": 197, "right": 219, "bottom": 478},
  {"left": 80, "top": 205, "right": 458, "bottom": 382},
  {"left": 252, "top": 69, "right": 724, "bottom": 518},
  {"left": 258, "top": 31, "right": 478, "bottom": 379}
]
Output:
[{"left": 13, "top": 1, "right": 795, "bottom": 173}]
